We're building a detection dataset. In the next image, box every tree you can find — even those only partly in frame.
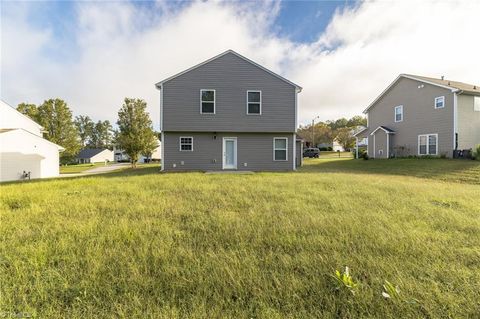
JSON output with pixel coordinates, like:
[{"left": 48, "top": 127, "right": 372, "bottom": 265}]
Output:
[
  {"left": 335, "top": 127, "right": 355, "bottom": 151},
  {"left": 327, "top": 118, "right": 349, "bottom": 131},
  {"left": 116, "top": 98, "right": 157, "bottom": 168},
  {"left": 36, "top": 99, "right": 81, "bottom": 163},
  {"left": 141, "top": 138, "right": 159, "bottom": 163},
  {"left": 90, "top": 120, "right": 114, "bottom": 149},
  {"left": 347, "top": 115, "right": 367, "bottom": 128},
  {"left": 297, "top": 122, "right": 332, "bottom": 147},
  {"left": 74, "top": 115, "right": 95, "bottom": 147},
  {"left": 17, "top": 103, "right": 38, "bottom": 121}
]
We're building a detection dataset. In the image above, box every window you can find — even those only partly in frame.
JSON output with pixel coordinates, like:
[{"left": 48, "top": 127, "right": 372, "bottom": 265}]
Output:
[
  {"left": 179, "top": 137, "right": 193, "bottom": 151},
  {"left": 394, "top": 105, "right": 403, "bottom": 122},
  {"left": 247, "top": 91, "right": 261, "bottom": 114},
  {"left": 434, "top": 96, "right": 445, "bottom": 109},
  {"left": 418, "top": 134, "right": 437, "bottom": 155},
  {"left": 200, "top": 90, "right": 215, "bottom": 114},
  {"left": 474, "top": 96, "right": 480, "bottom": 112},
  {"left": 274, "top": 137, "right": 288, "bottom": 161}
]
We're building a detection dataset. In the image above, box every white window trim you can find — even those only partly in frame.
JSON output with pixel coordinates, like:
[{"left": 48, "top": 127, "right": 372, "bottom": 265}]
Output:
[
  {"left": 434, "top": 96, "right": 445, "bottom": 109},
  {"left": 179, "top": 136, "right": 193, "bottom": 152},
  {"left": 246, "top": 90, "right": 262, "bottom": 115},
  {"left": 394, "top": 105, "right": 403, "bottom": 122},
  {"left": 474, "top": 96, "right": 480, "bottom": 112},
  {"left": 417, "top": 133, "right": 438, "bottom": 156},
  {"left": 273, "top": 137, "right": 288, "bottom": 161},
  {"left": 200, "top": 89, "right": 216, "bottom": 114}
]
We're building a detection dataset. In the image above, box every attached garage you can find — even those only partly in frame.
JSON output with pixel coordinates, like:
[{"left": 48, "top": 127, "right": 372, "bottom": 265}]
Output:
[{"left": 0, "top": 129, "right": 64, "bottom": 181}]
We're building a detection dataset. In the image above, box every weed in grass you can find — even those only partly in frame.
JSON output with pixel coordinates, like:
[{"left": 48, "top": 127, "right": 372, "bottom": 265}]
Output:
[
  {"left": 3, "top": 197, "right": 31, "bottom": 210},
  {"left": 332, "top": 267, "right": 359, "bottom": 295}
]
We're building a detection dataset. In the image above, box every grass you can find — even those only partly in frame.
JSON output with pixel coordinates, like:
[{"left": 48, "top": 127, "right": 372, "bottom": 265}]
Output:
[
  {"left": 60, "top": 162, "right": 112, "bottom": 174},
  {"left": 1, "top": 159, "right": 479, "bottom": 318},
  {"left": 302, "top": 157, "right": 480, "bottom": 185},
  {"left": 318, "top": 151, "right": 353, "bottom": 158}
]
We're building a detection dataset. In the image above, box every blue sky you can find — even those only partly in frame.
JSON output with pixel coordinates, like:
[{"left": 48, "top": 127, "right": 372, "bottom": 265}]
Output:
[
  {"left": 275, "top": 1, "right": 354, "bottom": 43},
  {"left": 3, "top": 0, "right": 357, "bottom": 64},
  {"left": 2, "top": 0, "right": 478, "bottom": 128}
]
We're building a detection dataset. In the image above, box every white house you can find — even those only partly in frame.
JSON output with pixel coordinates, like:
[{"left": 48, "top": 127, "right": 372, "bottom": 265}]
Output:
[
  {"left": 0, "top": 100, "right": 64, "bottom": 182},
  {"left": 332, "top": 138, "right": 345, "bottom": 152},
  {"left": 77, "top": 148, "right": 114, "bottom": 164},
  {"left": 114, "top": 139, "right": 161, "bottom": 163}
]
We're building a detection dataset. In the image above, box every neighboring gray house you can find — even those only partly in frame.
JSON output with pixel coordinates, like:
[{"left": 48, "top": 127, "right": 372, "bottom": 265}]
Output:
[
  {"left": 155, "top": 50, "right": 302, "bottom": 171},
  {"left": 355, "top": 74, "right": 480, "bottom": 158}
]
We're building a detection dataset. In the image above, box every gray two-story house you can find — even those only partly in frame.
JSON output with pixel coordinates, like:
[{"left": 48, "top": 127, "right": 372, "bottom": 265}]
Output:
[
  {"left": 355, "top": 74, "right": 480, "bottom": 158},
  {"left": 155, "top": 50, "right": 302, "bottom": 171}
]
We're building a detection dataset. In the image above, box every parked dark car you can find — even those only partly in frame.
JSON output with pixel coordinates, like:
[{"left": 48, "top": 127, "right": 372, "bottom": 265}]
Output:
[{"left": 303, "top": 148, "right": 320, "bottom": 158}]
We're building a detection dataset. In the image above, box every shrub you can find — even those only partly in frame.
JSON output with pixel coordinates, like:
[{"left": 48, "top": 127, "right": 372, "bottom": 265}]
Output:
[
  {"left": 473, "top": 144, "right": 480, "bottom": 161},
  {"left": 352, "top": 148, "right": 368, "bottom": 159}
]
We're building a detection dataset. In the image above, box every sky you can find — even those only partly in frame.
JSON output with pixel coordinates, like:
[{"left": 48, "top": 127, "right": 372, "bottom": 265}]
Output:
[{"left": 1, "top": 0, "right": 479, "bottom": 130}]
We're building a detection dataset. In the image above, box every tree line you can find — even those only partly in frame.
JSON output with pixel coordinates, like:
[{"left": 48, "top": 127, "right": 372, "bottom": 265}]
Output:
[
  {"left": 17, "top": 98, "right": 157, "bottom": 167},
  {"left": 297, "top": 115, "right": 367, "bottom": 150}
]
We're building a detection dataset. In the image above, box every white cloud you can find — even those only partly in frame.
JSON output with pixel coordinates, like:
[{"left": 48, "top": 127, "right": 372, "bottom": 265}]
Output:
[{"left": 1, "top": 0, "right": 479, "bottom": 128}]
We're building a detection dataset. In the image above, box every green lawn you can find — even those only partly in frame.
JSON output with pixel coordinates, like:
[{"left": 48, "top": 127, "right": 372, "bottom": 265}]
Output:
[
  {"left": 1, "top": 159, "right": 479, "bottom": 318},
  {"left": 60, "top": 162, "right": 111, "bottom": 174},
  {"left": 318, "top": 151, "right": 353, "bottom": 158}
]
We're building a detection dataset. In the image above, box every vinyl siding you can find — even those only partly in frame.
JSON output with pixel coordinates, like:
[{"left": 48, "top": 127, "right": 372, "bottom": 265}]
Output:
[
  {"left": 370, "top": 130, "right": 390, "bottom": 159},
  {"left": 366, "top": 77, "right": 454, "bottom": 157},
  {"left": 457, "top": 94, "right": 480, "bottom": 150},
  {"left": 163, "top": 132, "right": 294, "bottom": 171},
  {"left": 162, "top": 52, "right": 296, "bottom": 133}
]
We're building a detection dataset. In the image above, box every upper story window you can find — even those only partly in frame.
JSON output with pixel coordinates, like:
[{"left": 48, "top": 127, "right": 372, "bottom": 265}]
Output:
[
  {"left": 200, "top": 90, "right": 215, "bottom": 114},
  {"left": 179, "top": 136, "right": 193, "bottom": 151},
  {"left": 247, "top": 91, "right": 261, "bottom": 115},
  {"left": 434, "top": 96, "right": 445, "bottom": 109},
  {"left": 474, "top": 96, "right": 480, "bottom": 112},
  {"left": 273, "top": 137, "right": 288, "bottom": 161},
  {"left": 394, "top": 105, "right": 403, "bottom": 122}
]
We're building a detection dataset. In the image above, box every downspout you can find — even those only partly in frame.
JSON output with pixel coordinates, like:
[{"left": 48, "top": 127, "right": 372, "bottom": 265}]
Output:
[
  {"left": 355, "top": 137, "right": 358, "bottom": 159},
  {"left": 453, "top": 89, "right": 461, "bottom": 154},
  {"left": 155, "top": 83, "right": 164, "bottom": 171}
]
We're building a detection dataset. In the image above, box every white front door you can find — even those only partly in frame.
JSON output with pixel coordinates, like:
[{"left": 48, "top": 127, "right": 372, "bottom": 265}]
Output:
[{"left": 223, "top": 137, "right": 237, "bottom": 169}]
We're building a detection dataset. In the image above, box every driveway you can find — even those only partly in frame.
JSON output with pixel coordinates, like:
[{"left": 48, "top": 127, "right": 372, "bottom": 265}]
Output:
[
  {"left": 83, "top": 163, "right": 130, "bottom": 174},
  {"left": 59, "top": 163, "right": 130, "bottom": 178}
]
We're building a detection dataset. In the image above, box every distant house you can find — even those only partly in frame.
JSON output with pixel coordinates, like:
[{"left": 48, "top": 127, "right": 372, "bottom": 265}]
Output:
[
  {"left": 355, "top": 74, "right": 480, "bottom": 158},
  {"left": 77, "top": 148, "right": 114, "bottom": 164},
  {"left": 0, "top": 100, "right": 64, "bottom": 182},
  {"left": 155, "top": 50, "right": 302, "bottom": 171},
  {"left": 113, "top": 139, "right": 161, "bottom": 163},
  {"left": 316, "top": 139, "right": 344, "bottom": 152},
  {"left": 332, "top": 138, "right": 345, "bottom": 152}
]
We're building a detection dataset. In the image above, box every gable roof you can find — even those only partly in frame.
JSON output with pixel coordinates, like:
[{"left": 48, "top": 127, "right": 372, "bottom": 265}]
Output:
[
  {"left": 0, "top": 128, "right": 65, "bottom": 150},
  {"left": 363, "top": 74, "right": 480, "bottom": 113},
  {"left": 403, "top": 74, "right": 480, "bottom": 95},
  {"left": 78, "top": 148, "right": 110, "bottom": 158},
  {"left": 370, "top": 126, "right": 395, "bottom": 135},
  {"left": 353, "top": 126, "right": 368, "bottom": 137},
  {"left": 154, "top": 50, "right": 302, "bottom": 92},
  {"left": 1, "top": 100, "right": 44, "bottom": 130}
]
